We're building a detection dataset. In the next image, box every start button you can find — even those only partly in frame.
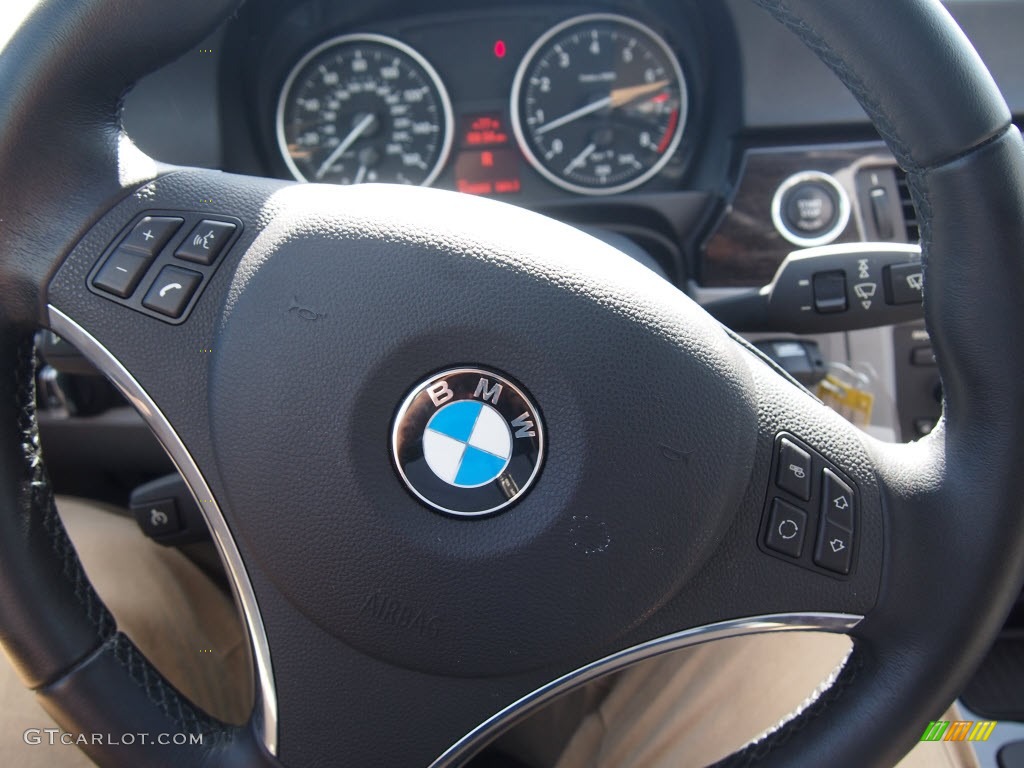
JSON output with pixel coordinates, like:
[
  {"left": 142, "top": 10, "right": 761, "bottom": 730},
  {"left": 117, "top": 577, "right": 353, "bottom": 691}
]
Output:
[{"left": 772, "top": 171, "right": 851, "bottom": 247}]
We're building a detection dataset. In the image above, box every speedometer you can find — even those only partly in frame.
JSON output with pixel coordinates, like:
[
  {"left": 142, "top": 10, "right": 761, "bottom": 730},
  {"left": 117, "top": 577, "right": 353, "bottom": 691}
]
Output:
[
  {"left": 511, "top": 14, "right": 688, "bottom": 195},
  {"left": 276, "top": 34, "right": 453, "bottom": 186}
]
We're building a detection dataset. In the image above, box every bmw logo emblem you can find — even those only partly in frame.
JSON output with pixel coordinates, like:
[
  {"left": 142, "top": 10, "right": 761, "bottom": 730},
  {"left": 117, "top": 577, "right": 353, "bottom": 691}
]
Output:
[{"left": 391, "top": 368, "right": 545, "bottom": 517}]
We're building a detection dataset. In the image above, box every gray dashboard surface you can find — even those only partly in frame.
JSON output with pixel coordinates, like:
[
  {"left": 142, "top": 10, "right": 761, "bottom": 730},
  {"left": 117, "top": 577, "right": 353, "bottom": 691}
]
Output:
[{"left": 729, "top": 0, "right": 1024, "bottom": 128}]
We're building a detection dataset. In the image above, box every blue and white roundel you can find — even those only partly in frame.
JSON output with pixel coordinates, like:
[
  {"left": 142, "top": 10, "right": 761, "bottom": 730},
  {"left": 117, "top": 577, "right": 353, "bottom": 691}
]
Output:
[
  {"left": 423, "top": 400, "right": 512, "bottom": 487},
  {"left": 392, "top": 367, "right": 544, "bottom": 516}
]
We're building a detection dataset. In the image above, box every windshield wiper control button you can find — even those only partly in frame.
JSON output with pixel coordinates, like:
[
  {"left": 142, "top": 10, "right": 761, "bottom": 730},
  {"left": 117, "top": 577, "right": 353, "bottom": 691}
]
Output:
[
  {"left": 702, "top": 244, "right": 923, "bottom": 333},
  {"left": 884, "top": 262, "right": 925, "bottom": 305}
]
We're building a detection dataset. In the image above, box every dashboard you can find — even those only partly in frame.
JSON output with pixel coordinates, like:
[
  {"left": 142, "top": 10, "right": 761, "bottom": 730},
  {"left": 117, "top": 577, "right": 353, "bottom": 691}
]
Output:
[
  {"left": 233, "top": 1, "right": 720, "bottom": 202},
  {"left": 122, "top": 0, "right": 1023, "bottom": 291},
  {"left": 273, "top": 12, "right": 689, "bottom": 196},
  {"left": 102, "top": 0, "right": 1024, "bottom": 455},
  {"left": 72, "top": 0, "right": 1019, "bottom": 447}
]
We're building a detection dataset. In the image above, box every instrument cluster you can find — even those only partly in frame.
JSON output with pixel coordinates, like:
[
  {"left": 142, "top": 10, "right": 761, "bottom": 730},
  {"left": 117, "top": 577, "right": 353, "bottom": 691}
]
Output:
[{"left": 271, "top": 8, "right": 697, "bottom": 200}]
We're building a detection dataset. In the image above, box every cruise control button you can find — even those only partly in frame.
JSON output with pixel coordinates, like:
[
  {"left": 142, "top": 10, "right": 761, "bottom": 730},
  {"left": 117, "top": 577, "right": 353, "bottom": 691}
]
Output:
[
  {"left": 776, "top": 438, "right": 812, "bottom": 500},
  {"left": 814, "top": 519, "right": 853, "bottom": 574},
  {"left": 765, "top": 499, "right": 807, "bottom": 559},
  {"left": 121, "top": 216, "right": 183, "bottom": 256},
  {"left": 175, "top": 220, "right": 235, "bottom": 265},
  {"left": 142, "top": 266, "right": 202, "bottom": 318},
  {"left": 92, "top": 248, "right": 152, "bottom": 298},
  {"left": 822, "top": 468, "right": 855, "bottom": 530}
]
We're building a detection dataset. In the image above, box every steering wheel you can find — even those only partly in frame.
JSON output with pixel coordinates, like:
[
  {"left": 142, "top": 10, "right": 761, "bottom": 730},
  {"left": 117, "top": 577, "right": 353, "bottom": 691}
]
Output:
[{"left": 2, "top": 0, "right": 1023, "bottom": 765}]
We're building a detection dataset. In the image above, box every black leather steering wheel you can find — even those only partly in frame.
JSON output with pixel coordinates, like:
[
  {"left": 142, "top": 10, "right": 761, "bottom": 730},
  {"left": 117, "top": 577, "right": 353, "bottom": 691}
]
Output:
[{"left": 2, "top": 0, "right": 1023, "bottom": 766}]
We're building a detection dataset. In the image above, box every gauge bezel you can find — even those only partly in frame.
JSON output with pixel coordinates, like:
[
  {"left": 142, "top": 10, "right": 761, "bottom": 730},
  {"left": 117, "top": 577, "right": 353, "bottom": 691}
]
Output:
[
  {"left": 275, "top": 32, "right": 455, "bottom": 187},
  {"left": 510, "top": 13, "right": 689, "bottom": 196}
]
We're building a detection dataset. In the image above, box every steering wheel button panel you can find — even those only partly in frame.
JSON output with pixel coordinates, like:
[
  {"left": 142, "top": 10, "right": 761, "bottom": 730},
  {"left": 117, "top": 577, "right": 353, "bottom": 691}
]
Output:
[
  {"left": 175, "top": 220, "right": 236, "bottom": 265},
  {"left": 776, "top": 437, "right": 812, "bottom": 500},
  {"left": 765, "top": 498, "right": 808, "bottom": 558},
  {"left": 91, "top": 248, "right": 153, "bottom": 298},
  {"left": 760, "top": 433, "right": 859, "bottom": 578},
  {"left": 87, "top": 210, "right": 243, "bottom": 324},
  {"left": 141, "top": 265, "right": 202, "bottom": 318},
  {"left": 120, "top": 215, "right": 183, "bottom": 256}
]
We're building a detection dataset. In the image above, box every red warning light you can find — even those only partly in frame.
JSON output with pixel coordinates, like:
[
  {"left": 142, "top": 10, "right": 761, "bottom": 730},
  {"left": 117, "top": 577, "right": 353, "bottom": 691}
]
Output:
[{"left": 494, "top": 40, "right": 507, "bottom": 59}]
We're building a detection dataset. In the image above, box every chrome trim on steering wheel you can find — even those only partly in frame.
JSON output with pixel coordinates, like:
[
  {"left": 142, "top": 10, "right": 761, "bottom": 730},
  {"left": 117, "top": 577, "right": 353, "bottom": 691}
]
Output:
[
  {"left": 46, "top": 305, "right": 278, "bottom": 756},
  {"left": 430, "top": 611, "right": 862, "bottom": 767}
]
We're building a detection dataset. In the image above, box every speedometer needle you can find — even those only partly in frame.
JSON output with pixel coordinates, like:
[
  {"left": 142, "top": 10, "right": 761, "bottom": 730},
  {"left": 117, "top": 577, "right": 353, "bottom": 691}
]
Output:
[
  {"left": 314, "top": 113, "right": 377, "bottom": 180},
  {"left": 534, "top": 79, "right": 671, "bottom": 136}
]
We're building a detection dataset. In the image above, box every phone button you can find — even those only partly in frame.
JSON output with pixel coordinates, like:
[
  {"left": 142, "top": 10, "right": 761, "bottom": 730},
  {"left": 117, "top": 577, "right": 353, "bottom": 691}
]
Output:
[{"left": 142, "top": 266, "right": 203, "bottom": 318}]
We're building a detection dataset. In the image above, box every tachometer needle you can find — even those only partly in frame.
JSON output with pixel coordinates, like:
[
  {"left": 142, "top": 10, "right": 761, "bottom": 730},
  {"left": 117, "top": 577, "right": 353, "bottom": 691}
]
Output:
[
  {"left": 536, "top": 97, "right": 611, "bottom": 136},
  {"left": 314, "top": 113, "right": 377, "bottom": 180},
  {"left": 563, "top": 143, "right": 597, "bottom": 175},
  {"left": 353, "top": 164, "right": 368, "bottom": 184},
  {"left": 609, "top": 79, "right": 669, "bottom": 108},
  {"left": 534, "top": 79, "right": 670, "bottom": 137}
]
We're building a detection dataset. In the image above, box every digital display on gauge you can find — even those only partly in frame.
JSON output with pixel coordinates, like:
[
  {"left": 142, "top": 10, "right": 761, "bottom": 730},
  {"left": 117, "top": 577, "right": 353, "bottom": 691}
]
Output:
[
  {"left": 455, "top": 149, "right": 521, "bottom": 195},
  {"left": 460, "top": 113, "right": 511, "bottom": 147},
  {"left": 455, "top": 113, "right": 521, "bottom": 195}
]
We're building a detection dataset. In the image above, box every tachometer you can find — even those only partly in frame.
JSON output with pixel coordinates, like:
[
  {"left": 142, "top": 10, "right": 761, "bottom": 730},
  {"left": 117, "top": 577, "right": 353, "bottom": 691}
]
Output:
[
  {"left": 511, "top": 14, "right": 687, "bottom": 195},
  {"left": 276, "top": 34, "right": 453, "bottom": 186}
]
